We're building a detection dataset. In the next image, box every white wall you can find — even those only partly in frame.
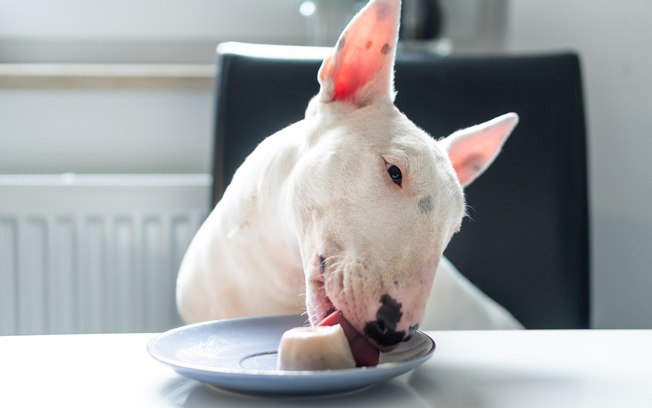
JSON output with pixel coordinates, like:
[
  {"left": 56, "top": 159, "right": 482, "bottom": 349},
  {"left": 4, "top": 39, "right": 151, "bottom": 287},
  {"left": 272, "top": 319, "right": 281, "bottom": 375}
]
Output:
[
  {"left": 0, "top": 0, "right": 305, "bottom": 40},
  {"left": 0, "top": 0, "right": 307, "bottom": 63},
  {"left": 0, "top": 89, "right": 213, "bottom": 174},
  {"left": 505, "top": 0, "right": 652, "bottom": 328}
]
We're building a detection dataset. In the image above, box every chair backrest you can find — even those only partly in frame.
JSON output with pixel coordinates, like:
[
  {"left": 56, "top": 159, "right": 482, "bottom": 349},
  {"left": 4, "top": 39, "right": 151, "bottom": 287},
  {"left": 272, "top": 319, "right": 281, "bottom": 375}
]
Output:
[{"left": 212, "top": 43, "right": 590, "bottom": 329}]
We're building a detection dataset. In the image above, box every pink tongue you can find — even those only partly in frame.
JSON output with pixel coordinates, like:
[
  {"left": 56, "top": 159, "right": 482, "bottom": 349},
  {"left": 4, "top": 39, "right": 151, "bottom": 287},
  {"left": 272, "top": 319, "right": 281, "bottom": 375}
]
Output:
[{"left": 317, "top": 310, "right": 380, "bottom": 367}]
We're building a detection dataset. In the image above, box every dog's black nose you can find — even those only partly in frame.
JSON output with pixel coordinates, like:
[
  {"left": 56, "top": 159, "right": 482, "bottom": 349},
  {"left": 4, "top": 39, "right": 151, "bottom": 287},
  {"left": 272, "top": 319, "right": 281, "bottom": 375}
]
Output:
[{"left": 364, "top": 294, "right": 406, "bottom": 347}]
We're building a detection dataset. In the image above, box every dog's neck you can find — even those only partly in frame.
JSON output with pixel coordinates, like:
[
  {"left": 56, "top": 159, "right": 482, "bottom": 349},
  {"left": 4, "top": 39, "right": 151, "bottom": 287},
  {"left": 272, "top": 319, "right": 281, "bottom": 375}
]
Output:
[{"left": 220, "top": 120, "right": 308, "bottom": 310}]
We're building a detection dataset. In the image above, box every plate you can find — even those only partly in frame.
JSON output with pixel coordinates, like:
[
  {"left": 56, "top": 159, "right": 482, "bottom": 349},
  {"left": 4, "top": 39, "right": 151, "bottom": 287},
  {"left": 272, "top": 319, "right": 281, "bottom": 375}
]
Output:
[{"left": 147, "top": 315, "right": 435, "bottom": 396}]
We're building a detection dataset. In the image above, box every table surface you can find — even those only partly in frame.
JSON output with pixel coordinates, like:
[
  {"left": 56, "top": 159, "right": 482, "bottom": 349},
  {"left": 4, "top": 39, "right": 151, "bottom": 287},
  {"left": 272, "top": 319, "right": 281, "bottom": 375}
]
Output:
[{"left": 1, "top": 329, "right": 651, "bottom": 407}]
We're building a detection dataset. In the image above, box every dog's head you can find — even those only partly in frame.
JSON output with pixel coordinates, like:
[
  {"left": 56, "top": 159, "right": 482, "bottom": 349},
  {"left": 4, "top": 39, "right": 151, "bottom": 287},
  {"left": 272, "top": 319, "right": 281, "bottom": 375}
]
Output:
[{"left": 289, "top": 0, "right": 518, "bottom": 350}]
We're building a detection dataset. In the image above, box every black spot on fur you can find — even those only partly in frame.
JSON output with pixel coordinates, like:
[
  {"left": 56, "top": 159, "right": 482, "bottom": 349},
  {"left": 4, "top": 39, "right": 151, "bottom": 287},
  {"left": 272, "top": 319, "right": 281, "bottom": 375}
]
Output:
[
  {"left": 418, "top": 195, "right": 433, "bottom": 214},
  {"left": 337, "top": 36, "right": 346, "bottom": 50}
]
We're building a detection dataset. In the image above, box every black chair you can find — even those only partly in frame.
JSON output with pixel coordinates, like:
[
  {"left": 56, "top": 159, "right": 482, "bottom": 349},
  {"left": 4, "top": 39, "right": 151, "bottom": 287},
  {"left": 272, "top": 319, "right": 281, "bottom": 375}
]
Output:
[{"left": 211, "top": 43, "right": 590, "bottom": 329}]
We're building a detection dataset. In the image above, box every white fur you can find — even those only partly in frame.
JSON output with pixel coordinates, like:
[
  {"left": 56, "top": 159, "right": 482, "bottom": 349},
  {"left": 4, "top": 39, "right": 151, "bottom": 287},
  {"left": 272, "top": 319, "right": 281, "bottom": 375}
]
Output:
[
  {"left": 176, "top": 0, "right": 523, "bottom": 338},
  {"left": 176, "top": 103, "right": 522, "bottom": 331}
]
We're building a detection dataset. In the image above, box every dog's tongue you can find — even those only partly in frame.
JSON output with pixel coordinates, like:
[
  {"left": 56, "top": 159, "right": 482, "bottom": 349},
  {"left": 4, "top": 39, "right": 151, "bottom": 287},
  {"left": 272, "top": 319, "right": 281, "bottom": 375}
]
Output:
[{"left": 317, "top": 310, "right": 379, "bottom": 367}]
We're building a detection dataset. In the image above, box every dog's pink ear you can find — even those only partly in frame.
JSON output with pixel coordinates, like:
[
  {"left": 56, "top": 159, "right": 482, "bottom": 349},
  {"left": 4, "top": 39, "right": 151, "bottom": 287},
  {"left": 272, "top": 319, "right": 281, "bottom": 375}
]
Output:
[
  {"left": 441, "top": 113, "right": 519, "bottom": 187},
  {"left": 318, "top": 0, "right": 400, "bottom": 105}
]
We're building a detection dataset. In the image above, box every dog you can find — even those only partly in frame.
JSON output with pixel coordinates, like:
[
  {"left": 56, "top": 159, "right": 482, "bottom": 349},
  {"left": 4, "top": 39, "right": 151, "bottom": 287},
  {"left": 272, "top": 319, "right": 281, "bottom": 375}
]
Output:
[{"left": 176, "top": 0, "right": 522, "bottom": 351}]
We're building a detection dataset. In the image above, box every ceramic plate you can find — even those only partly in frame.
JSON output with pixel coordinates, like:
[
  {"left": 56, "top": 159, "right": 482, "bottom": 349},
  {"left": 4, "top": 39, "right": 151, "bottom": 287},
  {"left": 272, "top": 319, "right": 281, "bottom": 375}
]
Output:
[{"left": 147, "top": 315, "right": 435, "bottom": 396}]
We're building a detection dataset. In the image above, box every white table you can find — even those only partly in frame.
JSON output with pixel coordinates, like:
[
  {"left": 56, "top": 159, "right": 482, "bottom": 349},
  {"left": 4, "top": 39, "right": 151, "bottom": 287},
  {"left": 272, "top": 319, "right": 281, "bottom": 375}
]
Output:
[{"left": 1, "top": 330, "right": 651, "bottom": 407}]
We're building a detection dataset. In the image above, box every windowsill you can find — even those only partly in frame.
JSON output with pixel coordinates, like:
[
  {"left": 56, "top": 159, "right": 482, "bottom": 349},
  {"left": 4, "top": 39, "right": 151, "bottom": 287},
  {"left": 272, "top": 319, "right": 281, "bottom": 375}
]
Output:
[{"left": 0, "top": 64, "right": 215, "bottom": 89}]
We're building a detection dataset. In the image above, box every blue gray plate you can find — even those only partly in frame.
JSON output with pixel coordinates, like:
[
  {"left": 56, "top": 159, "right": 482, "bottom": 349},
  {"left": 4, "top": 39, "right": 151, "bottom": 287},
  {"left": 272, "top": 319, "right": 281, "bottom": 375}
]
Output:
[{"left": 147, "top": 315, "right": 435, "bottom": 396}]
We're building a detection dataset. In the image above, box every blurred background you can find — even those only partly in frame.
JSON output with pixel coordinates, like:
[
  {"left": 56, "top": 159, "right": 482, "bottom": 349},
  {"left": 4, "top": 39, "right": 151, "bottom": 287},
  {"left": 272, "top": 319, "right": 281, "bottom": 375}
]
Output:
[{"left": 0, "top": 0, "right": 650, "bottom": 334}]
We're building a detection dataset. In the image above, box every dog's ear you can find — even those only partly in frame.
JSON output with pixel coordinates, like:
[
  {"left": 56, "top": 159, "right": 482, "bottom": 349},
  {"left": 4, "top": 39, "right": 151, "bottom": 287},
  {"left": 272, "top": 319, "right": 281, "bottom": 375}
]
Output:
[
  {"left": 318, "top": 0, "right": 400, "bottom": 106},
  {"left": 440, "top": 113, "right": 519, "bottom": 187}
]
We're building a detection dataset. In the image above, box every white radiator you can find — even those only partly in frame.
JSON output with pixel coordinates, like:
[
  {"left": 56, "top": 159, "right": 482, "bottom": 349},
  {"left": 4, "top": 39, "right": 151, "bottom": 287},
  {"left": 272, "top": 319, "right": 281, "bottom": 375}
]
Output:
[{"left": 0, "top": 174, "right": 210, "bottom": 335}]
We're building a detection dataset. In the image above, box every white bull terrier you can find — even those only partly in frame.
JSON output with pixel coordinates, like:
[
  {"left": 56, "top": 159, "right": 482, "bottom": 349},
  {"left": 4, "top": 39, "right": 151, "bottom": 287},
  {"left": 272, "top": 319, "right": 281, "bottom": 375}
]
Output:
[{"left": 177, "top": 0, "right": 522, "bottom": 350}]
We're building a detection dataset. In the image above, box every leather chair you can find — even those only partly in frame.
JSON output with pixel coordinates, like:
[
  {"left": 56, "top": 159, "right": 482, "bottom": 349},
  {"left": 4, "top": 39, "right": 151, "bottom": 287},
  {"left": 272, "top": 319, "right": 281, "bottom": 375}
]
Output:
[{"left": 211, "top": 43, "right": 590, "bottom": 329}]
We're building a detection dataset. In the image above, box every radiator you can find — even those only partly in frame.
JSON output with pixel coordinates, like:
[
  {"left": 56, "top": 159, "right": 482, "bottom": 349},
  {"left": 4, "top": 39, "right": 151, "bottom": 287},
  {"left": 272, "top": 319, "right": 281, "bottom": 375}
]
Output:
[{"left": 0, "top": 174, "right": 210, "bottom": 335}]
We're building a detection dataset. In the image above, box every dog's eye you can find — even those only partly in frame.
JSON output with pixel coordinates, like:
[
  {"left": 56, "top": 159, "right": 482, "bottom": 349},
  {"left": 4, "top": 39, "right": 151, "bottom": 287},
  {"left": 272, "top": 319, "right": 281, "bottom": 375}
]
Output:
[{"left": 387, "top": 164, "right": 402, "bottom": 186}]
